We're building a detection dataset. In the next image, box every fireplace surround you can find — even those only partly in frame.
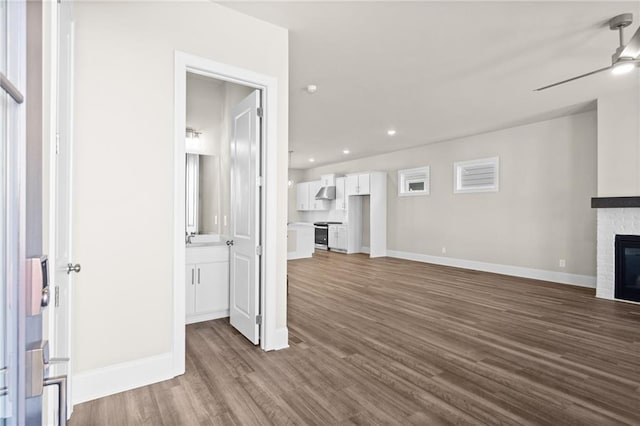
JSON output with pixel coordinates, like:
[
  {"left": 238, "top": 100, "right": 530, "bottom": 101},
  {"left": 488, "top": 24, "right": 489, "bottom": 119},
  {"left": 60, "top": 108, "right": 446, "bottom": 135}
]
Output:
[{"left": 593, "top": 197, "right": 640, "bottom": 302}]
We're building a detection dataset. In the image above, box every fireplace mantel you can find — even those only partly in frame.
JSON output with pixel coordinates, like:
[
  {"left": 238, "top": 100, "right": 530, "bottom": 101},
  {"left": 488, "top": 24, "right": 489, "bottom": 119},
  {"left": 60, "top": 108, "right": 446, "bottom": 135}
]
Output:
[{"left": 591, "top": 197, "right": 640, "bottom": 209}]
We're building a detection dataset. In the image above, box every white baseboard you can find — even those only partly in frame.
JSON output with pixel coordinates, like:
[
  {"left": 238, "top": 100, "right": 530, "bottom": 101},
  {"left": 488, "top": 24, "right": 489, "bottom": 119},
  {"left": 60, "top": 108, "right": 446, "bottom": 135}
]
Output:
[
  {"left": 360, "top": 246, "right": 370, "bottom": 254},
  {"left": 386, "top": 250, "right": 596, "bottom": 288},
  {"left": 265, "top": 327, "right": 289, "bottom": 351},
  {"left": 73, "top": 352, "right": 176, "bottom": 405}
]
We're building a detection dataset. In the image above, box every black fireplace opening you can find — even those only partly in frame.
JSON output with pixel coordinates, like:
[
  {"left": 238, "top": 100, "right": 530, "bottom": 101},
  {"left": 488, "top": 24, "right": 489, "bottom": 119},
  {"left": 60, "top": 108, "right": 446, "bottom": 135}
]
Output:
[{"left": 615, "top": 235, "right": 640, "bottom": 302}]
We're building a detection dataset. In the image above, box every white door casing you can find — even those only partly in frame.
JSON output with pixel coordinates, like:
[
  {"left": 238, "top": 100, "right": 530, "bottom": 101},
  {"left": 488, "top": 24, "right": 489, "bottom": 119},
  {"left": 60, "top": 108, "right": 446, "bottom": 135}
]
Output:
[
  {"left": 48, "top": 0, "right": 74, "bottom": 418},
  {"left": 229, "top": 90, "right": 261, "bottom": 345}
]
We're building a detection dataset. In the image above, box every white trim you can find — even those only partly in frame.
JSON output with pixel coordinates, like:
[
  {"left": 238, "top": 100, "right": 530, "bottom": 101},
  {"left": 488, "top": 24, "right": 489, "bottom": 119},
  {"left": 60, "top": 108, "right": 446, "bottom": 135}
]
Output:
[
  {"left": 72, "top": 352, "right": 174, "bottom": 405},
  {"left": 360, "top": 246, "right": 370, "bottom": 254},
  {"left": 398, "top": 166, "right": 430, "bottom": 197},
  {"left": 387, "top": 250, "right": 596, "bottom": 288},
  {"left": 270, "top": 327, "right": 289, "bottom": 350},
  {"left": 173, "top": 51, "right": 283, "bottom": 375},
  {"left": 186, "top": 310, "right": 229, "bottom": 325}
]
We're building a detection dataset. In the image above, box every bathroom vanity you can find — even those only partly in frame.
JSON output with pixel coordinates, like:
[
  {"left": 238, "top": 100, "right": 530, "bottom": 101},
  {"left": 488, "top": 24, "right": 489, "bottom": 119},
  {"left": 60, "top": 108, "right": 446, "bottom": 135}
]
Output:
[{"left": 185, "top": 236, "right": 229, "bottom": 324}]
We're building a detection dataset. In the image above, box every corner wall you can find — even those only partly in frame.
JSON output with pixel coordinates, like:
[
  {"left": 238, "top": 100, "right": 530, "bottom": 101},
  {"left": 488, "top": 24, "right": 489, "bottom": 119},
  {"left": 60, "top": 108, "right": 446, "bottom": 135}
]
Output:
[{"left": 302, "top": 111, "right": 597, "bottom": 283}]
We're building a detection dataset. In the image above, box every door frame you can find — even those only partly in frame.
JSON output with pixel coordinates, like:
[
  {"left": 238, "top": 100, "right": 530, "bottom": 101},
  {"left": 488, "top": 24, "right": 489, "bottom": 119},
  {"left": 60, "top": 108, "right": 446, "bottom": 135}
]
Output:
[{"left": 173, "top": 51, "right": 279, "bottom": 375}]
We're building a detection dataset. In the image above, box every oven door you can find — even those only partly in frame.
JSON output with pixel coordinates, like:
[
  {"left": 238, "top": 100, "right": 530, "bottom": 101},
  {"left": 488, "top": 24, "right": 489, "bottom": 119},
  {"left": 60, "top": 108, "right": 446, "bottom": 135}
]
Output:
[{"left": 314, "top": 226, "right": 328, "bottom": 248}]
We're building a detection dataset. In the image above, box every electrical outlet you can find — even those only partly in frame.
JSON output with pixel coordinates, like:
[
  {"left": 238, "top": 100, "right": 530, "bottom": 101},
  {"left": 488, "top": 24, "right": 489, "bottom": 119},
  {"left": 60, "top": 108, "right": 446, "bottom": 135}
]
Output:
[
  {"left": 559, "top": 259, "right": 566, "bottom": 268},
  {"left": 214, "top": 215, "right": 218, "bottom": 225},
  {"left": 442, "top": 247, "right": 447, "bottom": 254}
]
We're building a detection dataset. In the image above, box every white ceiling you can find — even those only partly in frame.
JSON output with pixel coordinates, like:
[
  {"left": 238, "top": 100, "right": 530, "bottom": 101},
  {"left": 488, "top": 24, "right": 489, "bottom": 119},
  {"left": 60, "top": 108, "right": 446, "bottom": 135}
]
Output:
[{"left": 223, "top": 1, "right": 640, "bottom": 169}]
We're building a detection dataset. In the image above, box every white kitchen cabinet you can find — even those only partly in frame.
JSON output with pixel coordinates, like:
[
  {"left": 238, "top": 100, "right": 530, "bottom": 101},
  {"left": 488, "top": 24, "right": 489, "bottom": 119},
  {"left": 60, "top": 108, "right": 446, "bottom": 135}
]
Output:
[
  {"left": 186, "top": 245, "right": 230, "bottom": 324},
  {"left": 328, "top": 224, "right": 348, "bottom": 252},
  {"left": 296, "top": 182, "right": 309, "bottom": 211},
  {"left": 297, "top": 180, "right": 329, "bottom": 211},
  {"left": 320, "top": 174, "right": 336, "bottom": 187},
  {"left": 335, "top": 177, "right": 347, "bottom": 211},
  {"left": 346, "top": 173, "right": 370, "bottom": 196}
]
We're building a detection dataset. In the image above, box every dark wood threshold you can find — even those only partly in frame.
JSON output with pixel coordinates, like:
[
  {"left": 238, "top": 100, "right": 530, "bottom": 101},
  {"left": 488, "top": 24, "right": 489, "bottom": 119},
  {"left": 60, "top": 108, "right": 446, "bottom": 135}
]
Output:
[{"left": 591, "top": 196, "right": 640, "bottom": 208}]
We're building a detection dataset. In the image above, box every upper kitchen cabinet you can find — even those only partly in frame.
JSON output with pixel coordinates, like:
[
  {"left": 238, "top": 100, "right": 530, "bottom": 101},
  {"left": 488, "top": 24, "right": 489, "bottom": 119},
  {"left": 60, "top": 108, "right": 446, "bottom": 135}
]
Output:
[
  {"left": 296, "top": 180, "right": 330, "bottom": 211},
  {"left": 308, "top": 180, "right": 330, "bottom": 210},
  {"left": 296, "top": 182, "right": 310, "bottom": 211},
  {"left": 335, "top": 177, "right": 347, "bottom": 211},
  {"left": 320, "top": 174, "right": 336, "bottom": 187},
  {"left": 346, "top": 173, "right": 370, "bottom": 196}
]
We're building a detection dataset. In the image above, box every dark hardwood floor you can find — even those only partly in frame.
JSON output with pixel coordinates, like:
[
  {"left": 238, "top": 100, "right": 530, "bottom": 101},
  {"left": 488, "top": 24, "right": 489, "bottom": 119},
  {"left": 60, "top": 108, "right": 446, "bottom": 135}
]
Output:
[{"left": 70, "top": 251, "right": 640, "bottom": 425}]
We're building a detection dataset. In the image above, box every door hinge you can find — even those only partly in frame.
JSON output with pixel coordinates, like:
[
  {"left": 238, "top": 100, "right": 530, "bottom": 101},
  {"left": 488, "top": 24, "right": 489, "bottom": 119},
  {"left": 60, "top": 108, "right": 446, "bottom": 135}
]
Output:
[
  {"left": 257, "top": 107, "right": 263, "bottom": 118},
  {"left": 55, "top": 133, "right": 60, "bottom": 155},
  {"left": 55, "top": 285, "right": 60, "bottom": 307},
  {"left": 256, "top": 245, "right": 263, "bottom": 256},
  {"left": 256, "top": 176, "right": 263, "bottom": 187},
  {"left": 256, "top": 314, "right": 262, "bottom": 325}
]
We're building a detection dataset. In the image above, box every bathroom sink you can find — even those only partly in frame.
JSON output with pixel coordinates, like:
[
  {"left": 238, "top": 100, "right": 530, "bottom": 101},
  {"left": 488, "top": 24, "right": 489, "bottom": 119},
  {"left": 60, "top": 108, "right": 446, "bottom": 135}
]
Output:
[
  {"left": 186, "top": 241, "right": 225, "bottom": 248},
  {"left": 186, "top": 233, "right": 222, "bottom": 246}
]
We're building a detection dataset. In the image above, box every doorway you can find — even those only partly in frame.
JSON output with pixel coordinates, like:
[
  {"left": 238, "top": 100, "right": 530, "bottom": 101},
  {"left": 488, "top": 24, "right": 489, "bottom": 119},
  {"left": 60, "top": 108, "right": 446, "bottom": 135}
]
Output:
[{"left": 173, "top": 52, "right": 282, "bottom": 376}]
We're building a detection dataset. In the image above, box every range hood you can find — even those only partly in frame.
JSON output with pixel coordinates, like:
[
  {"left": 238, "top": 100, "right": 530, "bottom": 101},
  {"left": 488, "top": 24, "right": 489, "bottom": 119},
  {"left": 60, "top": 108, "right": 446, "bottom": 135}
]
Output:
[{"left": 315, "top": 186, "right": 336, "bottom": 200}]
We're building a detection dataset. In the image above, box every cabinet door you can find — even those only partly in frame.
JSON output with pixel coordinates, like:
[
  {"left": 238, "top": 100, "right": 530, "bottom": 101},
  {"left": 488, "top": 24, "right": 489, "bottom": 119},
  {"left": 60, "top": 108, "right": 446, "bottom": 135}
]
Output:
[
  {"left": 186, "top": 264, "right": 196, "bottom": 316},
  {"left": 335, "top": 177, "right": 347, "bottom": 210},
  {"left": 328, "top": 225, "right": 338, "bottom": 248},
  {"left": 337, "top": 226, "right": 348, "bottom": 250},
  {"left": 346, "top": 175, "right": 359, "bottom": 196},
  {"left": 358, "top": 173, "right": 370, "bottom": 195},
  {"left": 308, "top": 180, "right": 322, "bottom": 210},
  {"left": 195, "top": 262, "right": 229, "bottom": 314},
  {"left": 296, "top": 182, "right": 309, "bottom": 211}
]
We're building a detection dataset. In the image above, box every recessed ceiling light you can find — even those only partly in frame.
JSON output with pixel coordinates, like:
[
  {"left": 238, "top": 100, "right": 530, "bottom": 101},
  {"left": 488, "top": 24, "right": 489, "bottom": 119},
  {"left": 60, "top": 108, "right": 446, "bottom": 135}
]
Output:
[
  {"left": 309, "top": 158, "right": 315, "bottom": 163},
  {"left": 343, "top": 149, "right": 350, "bottom": 154},
  {"left": 387, "top": 129, "right": 397, "bottom": 136},
  {"left": 306, "top": 84, "right": 318, "bottom": 93}
]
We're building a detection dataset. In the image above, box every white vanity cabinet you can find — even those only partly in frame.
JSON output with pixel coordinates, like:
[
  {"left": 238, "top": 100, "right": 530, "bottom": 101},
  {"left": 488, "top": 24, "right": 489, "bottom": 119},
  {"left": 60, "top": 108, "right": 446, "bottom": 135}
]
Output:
[
  {"left": 186, "top": 244, "right": 229, "bottom": 324},
  {"left": 346, "top": 173, "right": 370, "bottom": 196}
]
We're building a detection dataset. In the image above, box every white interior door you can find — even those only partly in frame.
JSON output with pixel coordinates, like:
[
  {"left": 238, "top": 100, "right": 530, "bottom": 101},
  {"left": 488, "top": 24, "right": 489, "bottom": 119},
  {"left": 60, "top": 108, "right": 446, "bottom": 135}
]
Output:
[
  {"left": 49, "top": 0, "right": 74, "bottom": 418},
  {"left": 229, "top": 90, "right": 261, "bottom": 344}
]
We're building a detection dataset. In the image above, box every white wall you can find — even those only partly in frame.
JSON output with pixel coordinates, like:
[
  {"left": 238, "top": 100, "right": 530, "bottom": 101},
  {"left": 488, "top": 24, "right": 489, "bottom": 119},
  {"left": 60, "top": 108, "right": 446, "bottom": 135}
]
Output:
[
  {"left": 72, "top": 1, "right": 288, "bottom": 376},
  {"left": 597, "top": 80, "right": 640, "bottom": 196},
  {"left": 302, "top": 111, "right": 597, "bottom": 279}
]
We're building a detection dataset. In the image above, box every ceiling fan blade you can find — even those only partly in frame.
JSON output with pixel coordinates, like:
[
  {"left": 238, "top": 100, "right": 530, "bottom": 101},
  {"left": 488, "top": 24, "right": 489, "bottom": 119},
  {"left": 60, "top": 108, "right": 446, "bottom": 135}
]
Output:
[
  {"left": 621, "top": 25, "right": 640, "bottom": 59},
  {"left": 534, "top": 66, "right": 612, "bottom": 91}
]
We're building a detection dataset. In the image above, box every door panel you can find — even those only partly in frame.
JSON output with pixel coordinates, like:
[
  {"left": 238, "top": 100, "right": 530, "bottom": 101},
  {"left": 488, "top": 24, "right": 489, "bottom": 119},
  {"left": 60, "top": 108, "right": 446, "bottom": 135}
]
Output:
[
  {"left": 229, "top": 90, "right": 260, "bottom": 344},
  {"left": 2, "top": 0, "right": 26, "bottom": 423},
  {"left": 195, "top": 262, "right": 228, "bottom": 314}
]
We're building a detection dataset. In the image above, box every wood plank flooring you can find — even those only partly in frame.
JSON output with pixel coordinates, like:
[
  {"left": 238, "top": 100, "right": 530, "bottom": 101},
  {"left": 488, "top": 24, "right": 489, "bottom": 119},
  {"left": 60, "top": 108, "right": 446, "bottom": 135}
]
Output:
[{"left": 70, "top": 251, "right": 640, "bottom": 425}]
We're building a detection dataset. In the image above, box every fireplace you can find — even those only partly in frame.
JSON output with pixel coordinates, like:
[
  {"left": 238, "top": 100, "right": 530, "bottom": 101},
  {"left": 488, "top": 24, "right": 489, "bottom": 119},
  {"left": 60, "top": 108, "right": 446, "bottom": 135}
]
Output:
[{"left": 615, "top": 235, "right": 640, "bottom": 302}]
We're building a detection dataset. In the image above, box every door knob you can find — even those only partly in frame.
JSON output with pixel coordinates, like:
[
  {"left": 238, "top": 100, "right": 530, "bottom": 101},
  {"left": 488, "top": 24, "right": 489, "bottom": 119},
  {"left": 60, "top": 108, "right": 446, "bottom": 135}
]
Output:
[{"left": 66, "top": 263, "right": 81, "bottom": 274}]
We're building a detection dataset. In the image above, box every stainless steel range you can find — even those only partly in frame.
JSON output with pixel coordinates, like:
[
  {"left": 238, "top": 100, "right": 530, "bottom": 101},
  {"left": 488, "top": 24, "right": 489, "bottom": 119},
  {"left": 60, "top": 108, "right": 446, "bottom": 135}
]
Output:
[{"left": 314, "top": 221, "right": 342, "bottom": 250}]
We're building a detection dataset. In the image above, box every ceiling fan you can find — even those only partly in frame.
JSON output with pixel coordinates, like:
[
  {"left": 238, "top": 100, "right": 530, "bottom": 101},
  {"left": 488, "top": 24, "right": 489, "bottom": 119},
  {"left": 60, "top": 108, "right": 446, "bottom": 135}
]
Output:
[{"left": 535, "top": 13, "right": 640, "bottom": 91}]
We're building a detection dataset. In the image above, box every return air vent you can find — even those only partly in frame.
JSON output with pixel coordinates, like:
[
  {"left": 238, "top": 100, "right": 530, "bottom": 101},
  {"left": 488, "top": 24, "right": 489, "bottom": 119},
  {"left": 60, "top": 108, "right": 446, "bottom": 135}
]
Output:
[{"left": 454, "top": 157, "right": 499, "bottom": 194}]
